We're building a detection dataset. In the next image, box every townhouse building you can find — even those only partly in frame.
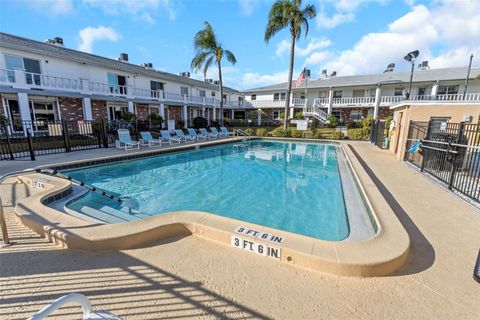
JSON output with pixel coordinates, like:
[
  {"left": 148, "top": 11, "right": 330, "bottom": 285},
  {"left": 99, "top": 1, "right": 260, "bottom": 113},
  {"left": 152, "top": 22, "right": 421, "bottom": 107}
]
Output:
[{"left": 0, "top": 32, "right": 244, "bottom": 133}]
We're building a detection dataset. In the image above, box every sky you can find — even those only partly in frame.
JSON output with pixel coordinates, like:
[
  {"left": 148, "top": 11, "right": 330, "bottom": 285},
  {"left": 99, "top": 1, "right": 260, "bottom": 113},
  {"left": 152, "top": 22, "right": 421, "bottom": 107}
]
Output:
[{"left": 0, "top": 0, "right": 479, "bottom": 90}]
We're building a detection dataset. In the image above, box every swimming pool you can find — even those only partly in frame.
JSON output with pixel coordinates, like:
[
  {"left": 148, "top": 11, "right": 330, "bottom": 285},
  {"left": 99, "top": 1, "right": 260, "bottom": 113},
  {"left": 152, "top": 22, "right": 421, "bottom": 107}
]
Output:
[{"left": 65, "top": 140, "right": 371, "bottom": 241}]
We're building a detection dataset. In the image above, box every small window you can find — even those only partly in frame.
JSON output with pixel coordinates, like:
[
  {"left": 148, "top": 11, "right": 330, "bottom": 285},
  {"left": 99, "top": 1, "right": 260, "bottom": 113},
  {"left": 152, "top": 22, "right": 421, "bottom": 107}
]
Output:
[
  {"left": 280, "top": 92, "right": 286, "bottom": 100},
  {"left": 199, "top": 90, "right": 206, "bottom": 97},
  {"left": 251, "top": 94, "right": 256, "bottom": 100},
  {"left": 181, "top": 87, "right": 189, "bottom": 96},
  {"left": 211, "top": 91, "right": 216, "bottom": 97},
  {"left": 239, "top": 97, "right": 244, "bottom": 103},
  {"left": 394, "top": 88, "right": 404, "bottom": 96},
  {"left": 417, "top": 87, "right": 427, "bottom": 96},
  {"left": 349, "top": 110, "right": 363, "bottom": 121},
  {"left": 273, "top": 93, "right": 280, "bottom": 101},
  {"left": 370, "top": 89, "right": 376, "bottom": 97},
  {"left": 319, "top": 91, "right": 327, "bottom": 98},
  {"left": 333, "top": 90, "right": 342, "bottom": 98},
  {"left": 150, "top": 81, "right": 164, "bottom": 91},
  {"left": 437, "top": 85, "right": 459, "bottom": 95},
  {"left": 353, "top": 89, "right": 365, "bottom": 97},
  {"left": 223, "top": 94, "right": 227, "bottom": 101},
  {"left": 272, "top": 111, "right": 280, "bottom": 120}
]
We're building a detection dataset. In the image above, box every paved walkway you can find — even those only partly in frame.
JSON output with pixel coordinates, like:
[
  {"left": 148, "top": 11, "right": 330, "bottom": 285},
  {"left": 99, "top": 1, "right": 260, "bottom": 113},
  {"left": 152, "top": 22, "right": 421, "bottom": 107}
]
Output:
[{"left": 0, "top": 141, "right": 479, "bottom": 319}]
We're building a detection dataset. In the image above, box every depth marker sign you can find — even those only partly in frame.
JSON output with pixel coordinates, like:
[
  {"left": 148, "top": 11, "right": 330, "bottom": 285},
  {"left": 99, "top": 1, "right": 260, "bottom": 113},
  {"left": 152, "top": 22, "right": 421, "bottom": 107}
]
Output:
[{"left": 231, "top": 235, "right": 281, "bottom": 260}]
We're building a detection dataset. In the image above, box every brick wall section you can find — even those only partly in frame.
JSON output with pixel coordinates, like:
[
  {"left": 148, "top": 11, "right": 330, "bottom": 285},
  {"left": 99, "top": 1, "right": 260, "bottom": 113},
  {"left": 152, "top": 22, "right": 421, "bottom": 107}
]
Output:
[
  {"left": 263, "top": 108, "right": 284, "bottom": 124},
  {"left": 91, "top": 100, "right": 108, "bottom": 120},
  {"left": 166, "top": 105, "right": 183, "bottom": 121},
  {"left": 58, "top": 97, "right": 83, "bottom": 121},
  {"left": 136, "top": 105, "right": 149, "bottom": 121}
]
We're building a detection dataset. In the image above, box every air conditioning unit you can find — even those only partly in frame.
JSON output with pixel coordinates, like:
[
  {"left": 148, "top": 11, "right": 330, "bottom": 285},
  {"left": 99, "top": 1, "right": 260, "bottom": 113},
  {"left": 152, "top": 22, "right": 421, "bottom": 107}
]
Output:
[
  {"left": 384, "top": 63, "right": 395, "bottom": 73},
  {"left": 118, "top": 53, "right": 129, "bottom": 62},
  {"left": 45, "top": 37, "right": 64, "bottom": 47},
  {"left": 142, "top": 63, "right": 153, "bottom": 69},
  {"left": 205, "top": 78, "right": 213, "bottom": 84},
  {"left": 418, "top": 60, "right": 430, "bottom": 70},
  {"left": 330, "top": 71, "right": 337, "bottom": 77},
  {"left": 213, "top": 80, "right": 220, "bottom": 85},
  {"left": 178, "top": 72, "right": 191, "bottom": 78}
]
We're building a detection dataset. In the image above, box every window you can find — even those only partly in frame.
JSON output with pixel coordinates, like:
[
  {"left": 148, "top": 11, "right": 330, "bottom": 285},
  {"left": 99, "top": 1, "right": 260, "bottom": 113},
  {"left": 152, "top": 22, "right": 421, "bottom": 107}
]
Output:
[
  {"left": 211, "top": 91, "right": 216, "bottom": 97},
  {"left": 319, "top": 91, "right": 327, "bottom": 98},
  {"left": 349, "top": 110, "right": 363, "bottom": 121},
  {"left": 5, "top": 55, "right": 42, "bottom": 85},
  {"left": 417, "top": 87, "right": 427, "bottom": 96},
  {"left": 394, "top": 88, "right": 404, "bottom": 96},
  {"left": 150, "top": 81, "right": 164, "bottom": 91},
  {"left": 251, "top": 94, "right": 256, "bottom": 100},
  {"left": 181, "top": 87, "right": 189, "bottom": 96},
  {"left": 370, "top": 89, "right": 376, "bottom": 97},
  {"left": 273, "top": 92, "right": 286, "bottom": 101},
  {"left": 272, "top": 111, "right": 281, "bottom": 120},
  {"left": 437, "top": 85, "right": 459, "bottom": 95},
  {"left": 107, "top": 73, "right": 127, "bottom": 95},
  {"left": 199, "top": 90, "right": 206, "bottom": 97},
  {"left": 333, "top": 90, "right": 342, "bottom": 98},
  {"left": 223, "top": 94, "right": 227, "bottom": 101},
  {"left": 29, "top": 101, "right": 58, "bottom": 130},
  {"left": 238, "top": 97, "right": 244, "bottom": 103},
  {"left": 353, "top": 89, "right": 365, "bottom": 97},
  {"left": 5, "top": 100, "right": 22, "bottom": 131}
]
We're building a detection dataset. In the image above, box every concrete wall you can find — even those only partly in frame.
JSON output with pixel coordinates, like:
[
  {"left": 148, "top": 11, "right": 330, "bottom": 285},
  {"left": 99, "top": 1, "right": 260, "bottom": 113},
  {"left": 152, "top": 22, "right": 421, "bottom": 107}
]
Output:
[{"left": 389, "top": 103, "right": 480, "bottom": 160}]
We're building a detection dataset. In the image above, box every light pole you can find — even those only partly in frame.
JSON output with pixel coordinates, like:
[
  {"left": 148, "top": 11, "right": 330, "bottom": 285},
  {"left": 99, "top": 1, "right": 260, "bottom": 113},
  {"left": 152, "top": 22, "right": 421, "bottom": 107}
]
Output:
[{"left": 403, "top": 50, "right": 419, "bottom": 100}]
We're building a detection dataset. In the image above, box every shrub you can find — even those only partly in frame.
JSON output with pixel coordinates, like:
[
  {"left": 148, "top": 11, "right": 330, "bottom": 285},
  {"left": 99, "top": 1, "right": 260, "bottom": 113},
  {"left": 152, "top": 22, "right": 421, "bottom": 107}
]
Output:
[
  {"left": 270, "top": 127, "right": 291, "bottom": 137},
  {"left": 294, "top": 111, "right": 304, "bottom": 119},
  {"left": 362, "top": 115, "right": 374, "bottom": 130},
  {"left": 385, "top": 115, "right": 393, "bottom": 130},
  {"left": 327, "top": 116, "right": 338, "bottom": 128},
  {"left": 176, "top": 119, "right": 185, "bottom": 128},
  {"left": 279, "top": 111, "right": 285, "bottom": 120},
  {"left": 245, "top": 128, "right": 255, "bottom": 136},
  {"left": 290, "top": 128, "right": 304, "bottom": 138},
  {"left": 314, "top": 128, "right": 335, "bottom": 139},
  {"left": 331, "top": 131, "right": 344, "bottom": 140},
  {"left": 256, "top": 128, "right": 268, "bottom": 136},
  {"left": 121, "top": 111, "right": 136, "bottom": 122},
  {"left": 0, "top": 114, "right": 8, "bottom": 124},
  {"left": 193, "top": 117, "right": 208, "bottom": 129},
  {"left": 347, "top": 128, "right": 369, "bottom": 140}
]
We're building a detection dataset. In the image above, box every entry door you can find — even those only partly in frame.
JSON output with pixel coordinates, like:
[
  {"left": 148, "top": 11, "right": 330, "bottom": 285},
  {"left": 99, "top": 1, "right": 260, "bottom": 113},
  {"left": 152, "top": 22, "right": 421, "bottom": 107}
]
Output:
[{"left": 108, "top": 105, "right": 128, "bottom": 120}]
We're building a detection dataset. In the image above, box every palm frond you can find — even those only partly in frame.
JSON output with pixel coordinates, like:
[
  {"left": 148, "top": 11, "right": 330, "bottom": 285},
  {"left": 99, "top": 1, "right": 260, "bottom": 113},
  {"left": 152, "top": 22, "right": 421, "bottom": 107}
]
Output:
[
  {"left": 202, "top": 55, "right": 215, "bottom": 79},
  {"left": 224, "top": 50, "right": 237, "bottom": 65}
]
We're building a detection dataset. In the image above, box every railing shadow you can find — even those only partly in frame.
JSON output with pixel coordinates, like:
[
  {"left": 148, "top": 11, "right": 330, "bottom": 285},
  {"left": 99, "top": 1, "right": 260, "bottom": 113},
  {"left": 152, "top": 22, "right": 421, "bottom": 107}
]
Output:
[{"left": 347, "top": 145, "right": 436, "bottom": 276}]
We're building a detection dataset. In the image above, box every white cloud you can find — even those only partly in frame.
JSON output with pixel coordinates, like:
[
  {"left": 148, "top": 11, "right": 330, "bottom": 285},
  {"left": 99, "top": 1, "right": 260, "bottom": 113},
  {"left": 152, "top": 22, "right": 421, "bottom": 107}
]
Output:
[
  {"left": 239, "top": 0, "right": 259, "bottom": 16},
  {"left": 25, "top": 0, "right": 74, "bottom": 16},
  {"left": 312, "top": 0, "right": 480, "bottom": 76},
  {"left": 276, "top": 37, "right": 332, "bottom": 58},
  {"left": 81, "top": 0, "right": 178, "bottom": 22},
  {"left": 78, "top": 26, "right": 121, "bottom": 53},
  {"left": 317, "top": 0, "right": 386, "bottom": 29}
]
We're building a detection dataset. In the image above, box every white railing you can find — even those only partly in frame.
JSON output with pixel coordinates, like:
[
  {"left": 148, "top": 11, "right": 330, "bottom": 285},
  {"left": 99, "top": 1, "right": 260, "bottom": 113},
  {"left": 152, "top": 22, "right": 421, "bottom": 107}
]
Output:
[
  {"left": 0, "top": 68, "right": 14, "bottom": 83},
  {"left": 436, "top": 93, "right": 480, "bottom": 101},
  {"left": 332, "top": 96, "right": 375, "bottom": 106},
  {"left": 205, "top": 97, "right": 216, "bottom": 105},
  {"left": 303, "top": 105, "right": 328, "bottom": 123},
  {"left": 88, "top": 81, "right": 129, "bottom": 96},
  {"left": 317, "top": 97, "right": 329, "bottom": 105},
  {"left": 22, "top": 72, "right": 82, "bottom": 91},
  {"left": 163, "top": 91, "right": 184, "bottom": 102},
  {"left": 380, "top": 96, "right": 404, "bottom": 104},
  {"left": 248, "top": 99, "right": 287, "bottom": 108},
  {"left": 292, "top": 98, "right": 306, "bottom": 106},
  {"left": 188, "top": 95, "right": 204, "bottom": 104}
]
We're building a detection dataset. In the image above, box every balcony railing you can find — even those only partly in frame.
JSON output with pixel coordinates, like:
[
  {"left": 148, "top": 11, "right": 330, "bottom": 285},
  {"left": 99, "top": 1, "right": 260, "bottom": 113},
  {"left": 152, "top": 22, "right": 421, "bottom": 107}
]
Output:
[
  {"left": 332, "top": 96, "right": 376, "bottom": 106},
  {"left": 163, "top": 91, "right": 184, "bottom": 102}
]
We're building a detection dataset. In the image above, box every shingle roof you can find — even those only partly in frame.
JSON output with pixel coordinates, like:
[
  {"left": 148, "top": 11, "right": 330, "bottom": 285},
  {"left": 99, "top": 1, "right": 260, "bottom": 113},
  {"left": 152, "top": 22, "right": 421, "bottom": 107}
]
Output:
[
  {"left": 243, "top": 66, "right": 480, "bottom": 93},
  {"left": 0, "top": 32, "right": 240, "bottom": 94}
]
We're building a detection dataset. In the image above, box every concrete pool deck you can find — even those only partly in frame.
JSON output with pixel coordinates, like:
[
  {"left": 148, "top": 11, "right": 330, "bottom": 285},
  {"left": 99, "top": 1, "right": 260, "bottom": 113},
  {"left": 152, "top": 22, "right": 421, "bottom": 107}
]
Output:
[{"left": 1, "top": 140, "right": 479, "bottom": 319}]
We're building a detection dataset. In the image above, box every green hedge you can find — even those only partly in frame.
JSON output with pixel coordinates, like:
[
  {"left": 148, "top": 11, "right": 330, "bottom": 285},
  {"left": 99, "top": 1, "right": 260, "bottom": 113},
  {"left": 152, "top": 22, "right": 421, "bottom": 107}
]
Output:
[
  {"left": 314, "top": 128, "right": 343, "bottom": 140},
  {"left": 347, "top": 128, "right": 369, "bottom": 140},
  {"left": 256, "top": 128, "right": 269, "bottom": 136}
]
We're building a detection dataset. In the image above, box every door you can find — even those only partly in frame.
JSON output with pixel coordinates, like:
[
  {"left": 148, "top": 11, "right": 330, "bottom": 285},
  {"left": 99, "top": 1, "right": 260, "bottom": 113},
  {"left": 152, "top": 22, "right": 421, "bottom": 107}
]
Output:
[{"left": 394, "top": 112, "right": 403, "bottom": 155}]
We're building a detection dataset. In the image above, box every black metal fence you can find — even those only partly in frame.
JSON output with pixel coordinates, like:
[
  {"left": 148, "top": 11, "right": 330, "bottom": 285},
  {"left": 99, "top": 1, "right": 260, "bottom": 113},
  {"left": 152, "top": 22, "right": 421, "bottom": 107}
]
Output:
[
  {"left": 404, "top": 120, "right": 480, "bottom": 203},
  {"left": 0, "top": 119, "right": 162, "bottom": 160},
  {"left": 370, "top": 120, "right": 388, "bottom": 148}
]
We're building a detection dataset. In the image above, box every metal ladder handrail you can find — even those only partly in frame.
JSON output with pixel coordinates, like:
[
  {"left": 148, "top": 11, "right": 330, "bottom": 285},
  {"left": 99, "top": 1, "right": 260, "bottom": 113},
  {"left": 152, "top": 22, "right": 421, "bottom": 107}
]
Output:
[
  {"left": 236, "top": 129, "right": 251, "bottom": 140},
  {"left": 0, "top": 168, "right": 125, "bottom": 247}
]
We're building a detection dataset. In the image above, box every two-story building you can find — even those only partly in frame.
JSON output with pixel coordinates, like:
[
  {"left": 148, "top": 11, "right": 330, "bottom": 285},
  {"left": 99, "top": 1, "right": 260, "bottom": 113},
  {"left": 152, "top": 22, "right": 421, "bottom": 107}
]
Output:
[
  {"left": 0, "top": 32, "right": 244, "bottom": 132},
  {"left": 242, "top": 66, "right": 480, "bottom": 124}
]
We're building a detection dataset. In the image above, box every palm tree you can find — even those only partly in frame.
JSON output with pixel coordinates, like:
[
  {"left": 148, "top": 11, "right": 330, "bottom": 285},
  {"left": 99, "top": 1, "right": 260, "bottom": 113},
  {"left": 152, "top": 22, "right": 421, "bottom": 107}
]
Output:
[
  {"left": 191, "top": 21, "right": 237, "bottom": 126},
  {"left": 265, "top": 0, "right": 316, "bottom": 129}
]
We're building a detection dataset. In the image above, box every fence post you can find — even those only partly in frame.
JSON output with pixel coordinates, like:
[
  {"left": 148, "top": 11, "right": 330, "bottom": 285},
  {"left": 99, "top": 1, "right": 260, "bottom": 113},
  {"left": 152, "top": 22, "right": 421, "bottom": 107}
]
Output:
[
  {"left": 101, "top": 119, "right": 108, "bottom": 148},
  {"left": 26, "top": 128, "right": 35, "bottom": 161},
  {"left": 2, "top": 122, "right": 14, "bottom": 160},
  {"left": 62, "top": 120, "right": 71, "bottom": 152},
  {"left": 447, "top": 122, "right": 465, "bottom": 189},
  {"left": 420, "top": 120, "right": 433, "bottom": 172}
]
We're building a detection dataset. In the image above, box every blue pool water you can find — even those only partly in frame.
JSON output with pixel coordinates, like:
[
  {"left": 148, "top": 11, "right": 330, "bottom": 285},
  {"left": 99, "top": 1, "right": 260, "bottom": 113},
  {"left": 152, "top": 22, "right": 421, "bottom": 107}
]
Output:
[{"left": 66, "top": 140, "right": 350, "bottom": 240}]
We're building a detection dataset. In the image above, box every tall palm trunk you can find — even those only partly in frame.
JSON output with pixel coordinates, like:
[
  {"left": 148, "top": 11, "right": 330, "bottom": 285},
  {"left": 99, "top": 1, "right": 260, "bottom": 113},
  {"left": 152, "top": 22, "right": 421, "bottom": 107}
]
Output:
[
  {"left": 218, "top": 61, "right": 224, "bottom": 126},
  {"left": 284, "top": 32, "right": 295, "bottom": 129}
]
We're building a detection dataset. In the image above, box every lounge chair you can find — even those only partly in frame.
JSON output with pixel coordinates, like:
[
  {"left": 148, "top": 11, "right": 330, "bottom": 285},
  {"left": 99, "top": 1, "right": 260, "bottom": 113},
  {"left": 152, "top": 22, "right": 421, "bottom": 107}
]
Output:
[
  {"left": 200, "top": 128, "right": 218, "bottom": 139},
  {"left": 187, "top": 128, "right": 206, "bottom": 141},
  {"left": 117, "top": 129, "right": 140, "bottom": 150},
  {"left": 210, "top": 127, "right": 225, "bottom": 138},
  {"left": 176, "top": 129, "right": 195, "bottom": 142},
  {"left": 160, "top": 130, "right": 182, "bottom": 144},
  {"left": 140, "top": 131, "right": 162, "bottom": 147},
  {"left": 220, "top": 126, "right": 236, "bottom": 137}
]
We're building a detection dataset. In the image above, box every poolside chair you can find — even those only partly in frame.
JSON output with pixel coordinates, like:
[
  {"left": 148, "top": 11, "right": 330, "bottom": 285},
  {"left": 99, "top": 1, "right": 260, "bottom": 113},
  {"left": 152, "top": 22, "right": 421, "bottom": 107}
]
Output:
[
  {"left": 160, "top": 130, "right": 182, "bottom": 145},
  {"left": 220, "top": 126, "right": 236, "bottom": 137},
  {"left": 187, "top": 128, "right": 206, "bottom": 141},
  {"left": 140, "top": 131, "right": 162, "bottom": 147},
  {"left": 176, "top": 129, "right": 196, "bottom": 142},
  {"left": 210, "top": 127, "right": 225, "bottom": 138},
  {"left": 200, "top": 128, "right": 218, "bottom": 139},
  {"left": 117, "top": 129, "right": 140, "bottom": 150}
]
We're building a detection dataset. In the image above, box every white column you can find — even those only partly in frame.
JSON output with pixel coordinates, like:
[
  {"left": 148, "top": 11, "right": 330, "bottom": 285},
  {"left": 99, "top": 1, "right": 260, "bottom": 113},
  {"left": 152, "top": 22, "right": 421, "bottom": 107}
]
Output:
[
  {"left": 257, "top": 111, "right": 262, "bottom": 126},
  {"left": 17, "top": 92, "right": 31, "bottom": 136},
  {"left": 327, "top": 88, "right": 334, "bottom": 116},
  {"left": 373, "top": 85, "right": 381, "bottom": 120},
  {"left": 431, "top": 80, "right": 439, "bottom": 99},
  {"left": 202, "top": 106, "right": 206, "bottom": 117},
  {"left": 160, "top": 103, "right": 165, "bottom": 119},
  {"left": 289, "top": 106, "right": 294, "bottom": 119},
  {"left": 213, "top": 106, "right": 217, "bottom": 121},
  {"left": 82, "top": 97, "right": 93, "bottom": 120},
  {"left": 128, "top": 101, "right": 134, "bottom": 113},
  {"left": 231, "top": 109, "right": 234, "bottom": 120},
  {"left": 183, "top": 105, "right": 188, "bottom": 128},
  {"left": 13, "top": 70, "right": 28, "bottom": 89}
]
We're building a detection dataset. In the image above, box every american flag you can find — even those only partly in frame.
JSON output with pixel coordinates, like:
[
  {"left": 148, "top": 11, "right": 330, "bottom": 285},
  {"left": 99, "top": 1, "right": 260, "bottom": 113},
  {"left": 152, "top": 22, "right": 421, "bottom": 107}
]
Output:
[{"left": 295, "top": 68, "right": 306, "bottom": 88}]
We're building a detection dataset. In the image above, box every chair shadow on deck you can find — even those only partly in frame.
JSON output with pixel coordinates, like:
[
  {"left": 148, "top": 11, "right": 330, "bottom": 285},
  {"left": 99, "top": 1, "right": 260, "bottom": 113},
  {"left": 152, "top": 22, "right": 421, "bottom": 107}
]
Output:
[
  {"left": 0, "top": 236, "right": 272, "bottom": 320},
  {"left": 347, "top": 145, "right": 436, "bottom": 276}
]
